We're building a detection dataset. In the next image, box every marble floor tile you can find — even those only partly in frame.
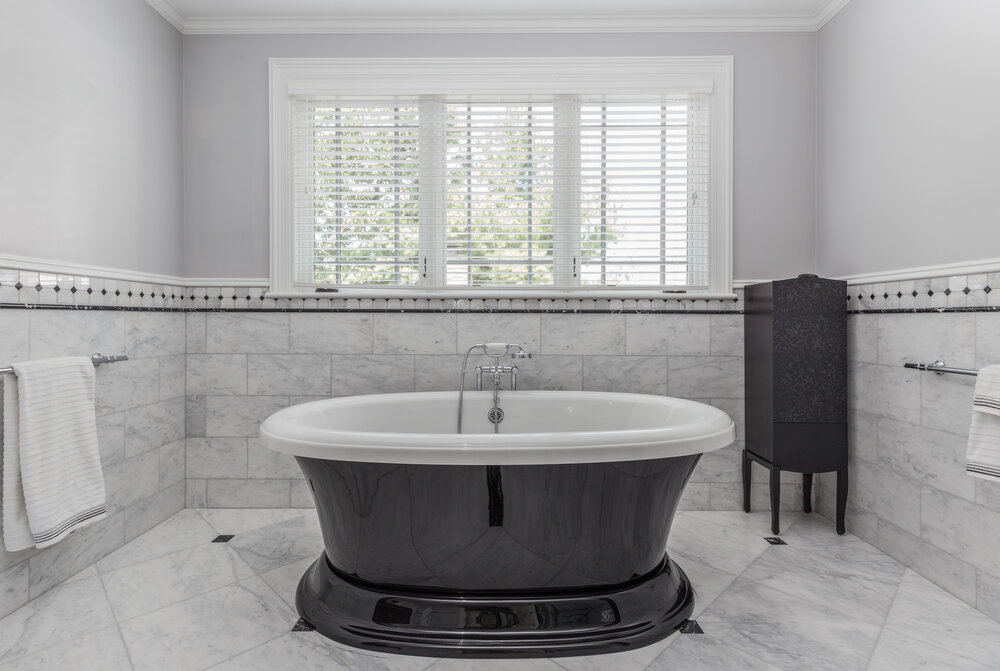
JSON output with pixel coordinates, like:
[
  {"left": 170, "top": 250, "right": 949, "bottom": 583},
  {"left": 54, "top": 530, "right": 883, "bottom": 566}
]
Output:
[
  {"left": 647, "top": 631, "right": 783, "bottom": 671},
  {"left": 667, "top": 514, "right": 772, "bottom": 576},
  {"left": 102, "top": 543, "right": 256, "bottom": 621},
  {"left": 227, "top": 513, "right": 323, "bottom": 573},
  {"left": 206, "top": 632, "right": 353, "bottom": 670},
  {"left": 96, "top": 508, "right": 218, "bottom": 573},
  {"left": 882, "top": 570, "right": 1000, "bottom": 667},
  {"left": 866, "top": 629, "right": 994, "bottom": 671},
  {"left": 431, "top": 658, "right": 564, "bottom": 670},
  {"left": 196, "top": 507, "right": 313, "bottom": 537},
  {"left": 310, "top": 636, "right": 439, "bottom": 671},
  {"left": 259, "top": 556, "right": 314, "bottom": 609},
  {"left": 697, "top": 578, "right": 882, "bottom": 671},
  {"left": 0, "top": 575, "right": 116, "bottom": 664},
  {"left": 555, "top": 631, "right": 680, "bottom": 671},
  {"left": 740, "top": 538, "right": 905, "bottom": 626},
  {"left": 775, "top": 511, "right": 860, "bottom": 547},
  {"left": 0, "top": 626, "right": 132, "bottom": 671},
  {"left": 119, "top": 576, "right": 295, "bottom": 671},
  {"left": 681, "top": 510, "right": 801, "bottom": 536},
  {"left": 674, "top": 556, "right": 740, "bottom": 617}
]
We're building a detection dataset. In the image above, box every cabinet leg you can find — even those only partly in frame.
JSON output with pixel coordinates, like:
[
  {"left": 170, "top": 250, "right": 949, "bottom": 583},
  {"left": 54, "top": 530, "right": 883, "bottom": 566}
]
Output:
[
  {"left": 836, "top": 466, "right": 848, "bottom": 535},
  {"left": 802, "top": 473, "right": 813, "bottom": 514},
  {"left": 742, "top": 449, "right": 752, "bottom": 513},
  {"left": 769, "top": 465, "right": 781, "bottom": 535}
]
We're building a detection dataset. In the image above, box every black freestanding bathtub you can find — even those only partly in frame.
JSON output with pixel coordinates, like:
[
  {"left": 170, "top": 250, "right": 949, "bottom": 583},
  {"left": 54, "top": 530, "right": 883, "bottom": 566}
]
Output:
[{"left": 260, "top": 390, "right": 734, "bottom": 658}]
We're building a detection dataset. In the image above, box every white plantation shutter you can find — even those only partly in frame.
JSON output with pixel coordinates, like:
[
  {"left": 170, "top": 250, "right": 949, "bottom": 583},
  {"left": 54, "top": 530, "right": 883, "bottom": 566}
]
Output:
[{"left": 291, "top": 93, "right": 710, "bottom": 290}]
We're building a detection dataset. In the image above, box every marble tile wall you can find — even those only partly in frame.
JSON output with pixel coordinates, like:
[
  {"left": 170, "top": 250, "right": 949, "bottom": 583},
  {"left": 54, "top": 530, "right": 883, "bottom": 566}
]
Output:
[
  {"left": 0, "top": 309, "right": 186, "bottom": 619},
  {"left": 184, "top": 311, "right": 779, "bottom": 511},
  {"left": 815, "top": 308, "right": 1000, "bottom": 623}
]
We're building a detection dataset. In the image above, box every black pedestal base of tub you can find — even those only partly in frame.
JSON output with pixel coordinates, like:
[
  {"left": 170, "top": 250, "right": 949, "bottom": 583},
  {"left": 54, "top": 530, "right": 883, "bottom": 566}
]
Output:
[
  {"left": 294, "top": 453, "right": 703, "bottom": 658},
  {"left": 296, "top": 553, "right": 694, "bottom": 658}
]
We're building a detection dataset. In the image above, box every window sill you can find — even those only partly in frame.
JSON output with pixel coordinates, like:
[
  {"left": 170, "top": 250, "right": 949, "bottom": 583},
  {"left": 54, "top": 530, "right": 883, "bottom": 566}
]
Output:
[{"left": 264, "top": 289, "right": 738, "bottom": 300}]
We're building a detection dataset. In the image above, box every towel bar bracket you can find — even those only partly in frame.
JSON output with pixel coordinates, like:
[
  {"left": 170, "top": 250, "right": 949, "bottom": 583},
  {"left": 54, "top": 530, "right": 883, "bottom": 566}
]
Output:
[{"left": 0, "top": 352, "right": 129, "bottom": 376}]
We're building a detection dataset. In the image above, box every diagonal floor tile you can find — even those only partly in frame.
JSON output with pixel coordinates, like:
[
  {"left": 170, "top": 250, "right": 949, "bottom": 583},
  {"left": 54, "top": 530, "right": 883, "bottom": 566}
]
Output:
[
  {"left": 102, "top": 543, "right": 256, "bottom": 621},
  {"left": 673, "top": 555, "right": 740, "bottom": 617},
  {"left": 96, "top": 508, "right": 218, "bottom": 574},
  {"left": 206, "top": 631, "right": 351, "bottom": 670},
  {"left": 196, "top": 508, "right": 313, "bottom": 536},
  {"left": 866, "top": 629, "right": 994, "bottom": 671},
  {"left": 0, "top": 575, "right": 116, "bottom": 664},
  {"left": 647, "top": 630, "right": 783, "bottom": 671},
  {"left": 0, "top": 626, "right": 132, "bottom": 671},
  {"left": 119, "top": 576, "right": 295, "bottom": 671},
  {"left": 667, "top": 514, "right": 772, "bottom": 576},
  {"left": 680, "top": 510, "right": 802, "bottom": 536},
  {"left": 259, "top": 556, "right": 314, "bottom": 609},
  {"left": 882, "top": 570, "right": 1000, "bottom": 668},
  {"left": 697, "top": 577, "right": 881, "bottom": 671},
  {"left": 228, "top": 514, "right": 323, "bottom": 573},
  {"left": 554, "top": 631, "right": 680, "bottom": 671}
]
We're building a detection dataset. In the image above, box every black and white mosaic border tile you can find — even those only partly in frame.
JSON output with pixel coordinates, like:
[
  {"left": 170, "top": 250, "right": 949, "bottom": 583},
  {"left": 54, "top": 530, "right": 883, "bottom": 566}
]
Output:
[
  {"left": 0, "top": 267, "right": 742, "bottom": 313},
  {"left": 847, "top": 273, "right": 1000, "bottom": 312}
]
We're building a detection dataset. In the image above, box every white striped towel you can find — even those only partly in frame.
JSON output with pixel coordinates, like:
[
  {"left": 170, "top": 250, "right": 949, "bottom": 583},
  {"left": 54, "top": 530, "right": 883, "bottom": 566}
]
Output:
[
  {"left": 967, "top": 364, "right": 1000, "bottom": 481},
  {"left": 2, "top": 357, "right": 107, "bottom": 551}
]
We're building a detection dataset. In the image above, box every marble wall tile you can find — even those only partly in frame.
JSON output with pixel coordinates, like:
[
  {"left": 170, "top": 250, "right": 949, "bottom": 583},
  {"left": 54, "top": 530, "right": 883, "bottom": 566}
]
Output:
[
  {"left": 0, "top": 561, "right": 29, "bottom": 620},
  {"left": 186, "top": 479, "right": 208, "bottom": 508},
  {"left": 976, "top": 478, "right": 1000, "bottom": 514},
  {"left": 186, "top": 354, "right": 247, "bottom": 395},
  {"left": 877, "top": 418, "right": 975, "bottom": 501},
  {"left": 290, "top": 480, "right": 314, "bottom": 508},
  {"left": 709, "top": 482, "right": 801, "bottom": 512},
  {"left": 877, "top": 313, "right": 975, "bottom": 368},
  {"left": 205, "top": 396, "right": 288, "bottom": 437},
  {"left": 330, "top": 354, "right": 414, "bottom": 395},
  {"left": 27, "top": 310, "right": 124, "bottom": 360},
  {"left": 289, "top": 313, "right": 372, "bottom": 354},
  {"left": 710, "top": 398, "right": 745, "bottom": 441},
  {"left": 516, "top": 355, "right": 584, "bottom": 391},
  {"left": 414, "top": 354, "right": 468, "bottom": 392},
  {"left": 186, "top": 437, "right": 249, "bottom": 479},
  {"left": 96, "top": 411, "right": 126, "bottom": 467},
  {"left": 128, "top": 486, "right": 189, "bottom": 541},
  {"left": 921, "top": 487, "right": 1000, "bottom": 576},
  {"left": 28, "top": 514, "right": 124, "bottom": 598},
  {"left": 247, "top": 354, "right": 331, "bottom": 396},
  {"left": 456, "top": 313, "right": 542, "bottom": 353},
  {"left": 124, "top": 398, "right": 185, "bottom": 458},
  {"left": 158, "top": 354, "right": 185, "bottom": 400},
  {"left": 625, "top": 314, "right": 710, "bottom": 356},
  {"left": 206, "top": 480, "right": 291, "bottom": 508},
  {"left": 920, "top": 371, "right": 975, "bottom": 437},
  {"left": 540, "top": 314, "right": 625, "bottom": 355},
  {"left": 582, "top": 356, "right": 669, "bottom": 395},
  {"left": 975, "top": 312, "right": 1000, "bottom": 368},
  {"left": 95, "top": 358, "right": 160, "bottom": 415},
  {"left": 710, "top": 314, "right": 743, "bottom": 357},
  {"left": 978, "top": 571, "right": 1000, "bottom": 623},
  {"left": 373, "top": 313, "right": 456, "bottom": 354},
  {"left": 847, "top": 314, "right": 878, "bottom": 364},
  {"left": 248, "top": 438, "right": 303, "bottom": 480},
  {"left": 668, "top": 356, "right": 744, "bottom": 398},
  {"left": 185, "top": 313, "right": 206, "bottom": 354},
  {"left": 848, "top": 408, "right": 878, "bottom": 464},
  {"left": 690, "top": 445, "right": 742, "bottom": 484},
  {"left": 186, "top": 395, "right": 207, "bottom": 437},
  {"left": 105, "top": 450, "right": 161, "bottom": 513},
  {"left": 876, "top": 519, "right": 978, "bottom": 605},
  {"left": 872, "top": 465, "right": 923, "bottom": 538},
  {"left": 206, "top": 313, "right": 289, "bottom": 354},
  {"left": 849, "top": 362, "right": 920, "bottom": 424},
  {"left": 125, "top": 312, "right": 185, "bottom": 358},
  {"left": 0, "top": 309, "right": 29, "bottom": 365},
  {"left": 677, "top": 483, "right": 711, "bottom": 510},
  {"left": 159, "top": 439, "right": 185, "bottom": 489}
]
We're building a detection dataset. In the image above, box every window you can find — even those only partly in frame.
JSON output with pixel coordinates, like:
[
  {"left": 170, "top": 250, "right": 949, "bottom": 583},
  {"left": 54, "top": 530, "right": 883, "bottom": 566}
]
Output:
[{"left": 270, "top": 57, "right": 732, "bottom": 297}]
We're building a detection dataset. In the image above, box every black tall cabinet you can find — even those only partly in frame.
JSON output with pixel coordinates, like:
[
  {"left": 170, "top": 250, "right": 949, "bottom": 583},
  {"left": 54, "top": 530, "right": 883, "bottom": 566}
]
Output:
[{"left": 743, "top": 275, "right": 848, "bottom": 534}]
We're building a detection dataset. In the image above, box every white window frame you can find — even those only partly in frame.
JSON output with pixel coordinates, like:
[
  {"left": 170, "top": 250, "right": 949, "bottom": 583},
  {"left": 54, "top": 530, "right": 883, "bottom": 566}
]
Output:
[{"left": 269, "top": 56, "right": 733, "bottom": 298}]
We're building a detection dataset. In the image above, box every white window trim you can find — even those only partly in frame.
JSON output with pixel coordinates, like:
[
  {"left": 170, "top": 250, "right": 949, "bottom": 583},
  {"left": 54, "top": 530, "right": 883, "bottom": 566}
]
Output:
[{"left": 268, "top": 56, "right": 733, "bottom": 298}]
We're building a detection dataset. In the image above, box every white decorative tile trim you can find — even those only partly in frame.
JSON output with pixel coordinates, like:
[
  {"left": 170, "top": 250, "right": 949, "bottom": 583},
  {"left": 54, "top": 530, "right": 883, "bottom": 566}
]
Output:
[
  {"left": 0, "top": 266, "right": 743, "bottom": 312},
  {"left": 847, "top": 271, "right": 1000, "bottom": 312}
]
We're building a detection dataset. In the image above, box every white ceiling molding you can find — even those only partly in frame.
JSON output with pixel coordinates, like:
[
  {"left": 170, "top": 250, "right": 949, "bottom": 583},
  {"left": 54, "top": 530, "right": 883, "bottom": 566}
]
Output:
[{"left": 145, "top": 1, "right": 852, "bottom": 35}]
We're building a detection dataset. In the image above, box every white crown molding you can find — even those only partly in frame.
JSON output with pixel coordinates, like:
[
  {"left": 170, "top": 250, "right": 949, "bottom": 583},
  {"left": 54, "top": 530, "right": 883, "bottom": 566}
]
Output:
[
  {"left": 143, "top": 0, "right": 185, "bottom": 32},
  {"left": 836, "top": 257, "right": 1000, "bottom": 286},
  {"left": 813, "top": 0, "right": 852, "bottom": 30},
  {"left": 183, "top": 14, "right": 837, "bottom": 35},
  {"left": 0, "top": 253, "right": 267, "bottom": 288}
]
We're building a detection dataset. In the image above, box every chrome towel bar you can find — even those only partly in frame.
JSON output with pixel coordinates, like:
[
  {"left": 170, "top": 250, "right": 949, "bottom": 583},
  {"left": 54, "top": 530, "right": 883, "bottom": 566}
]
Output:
[
  {"left": 903, "top": 360, "right": 978, "bottom": 376},
  {"left": 0, "top": 353, "right": 128, "bottom": 376}
]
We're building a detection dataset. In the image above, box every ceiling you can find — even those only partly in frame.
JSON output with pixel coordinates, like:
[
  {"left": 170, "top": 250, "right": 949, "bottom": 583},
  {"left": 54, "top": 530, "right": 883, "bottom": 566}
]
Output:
[{"left": 144, "top": 0, "right": 852, "bottom": 34}]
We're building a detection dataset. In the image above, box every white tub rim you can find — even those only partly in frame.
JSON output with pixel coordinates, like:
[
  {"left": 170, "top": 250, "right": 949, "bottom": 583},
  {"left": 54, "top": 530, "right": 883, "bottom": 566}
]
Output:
[{"left": 260, "top": 390, "right": 735, "bottom": 466}]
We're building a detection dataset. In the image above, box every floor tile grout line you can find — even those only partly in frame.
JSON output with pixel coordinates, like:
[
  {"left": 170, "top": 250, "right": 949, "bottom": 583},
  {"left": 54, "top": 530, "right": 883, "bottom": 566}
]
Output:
[
  {"left": 94, "top": 512, "right": 221, "bottom": 576},
  {"left": 864, "top": 568, "right": 910, "bottom": 671},
  {"left": 95, "top": 565, "right": 139, "bottom": 671}
]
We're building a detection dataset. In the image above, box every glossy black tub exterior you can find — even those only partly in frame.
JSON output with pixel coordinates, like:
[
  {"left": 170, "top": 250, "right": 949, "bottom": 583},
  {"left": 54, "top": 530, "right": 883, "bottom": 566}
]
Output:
[{"left": 295, "top": 454, "right": 701, "bottom": 658}]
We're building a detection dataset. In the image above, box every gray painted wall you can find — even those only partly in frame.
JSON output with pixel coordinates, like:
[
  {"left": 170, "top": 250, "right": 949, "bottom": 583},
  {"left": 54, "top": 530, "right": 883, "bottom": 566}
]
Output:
[
  {"left": 0, "top": 0, "right": 184, "bottom": 277},
  {"left": 182, "top": 32, "right": 818, "bottom": 281},
  {"left": 817, "top": 0, "right": 1000, "bottom": 278}
]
